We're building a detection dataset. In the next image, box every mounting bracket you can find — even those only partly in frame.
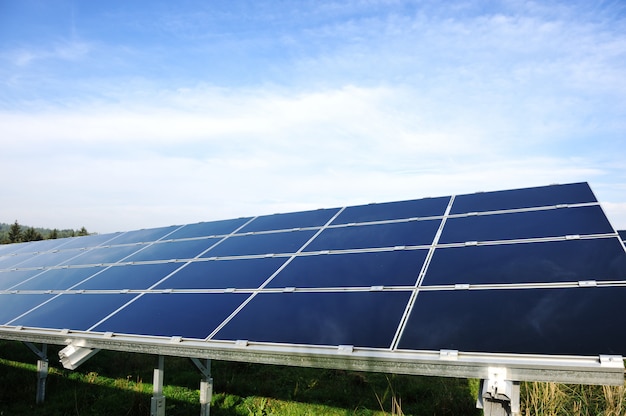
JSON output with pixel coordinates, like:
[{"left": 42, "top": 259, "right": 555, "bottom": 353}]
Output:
[
  {"left": 191, "top": 358, "right": 213, "bottom": 416},
  {"left": 476, "top": 367, "right": 520, "bottom": 416},
  {"left": 59, "top": 340, "right": 100, "bottom": 370},
  {"left": 24, "top": 342, "right": 48, "bottom": 404}
]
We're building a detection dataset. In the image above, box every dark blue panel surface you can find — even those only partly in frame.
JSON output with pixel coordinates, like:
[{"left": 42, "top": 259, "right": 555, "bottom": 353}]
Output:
[
  {"left": 0, "top": 243, "right": 23, "bottom": 256},
  {"left": 62, "top": 245, "right": 143, "bottom": 266},
  {"left": 12, "top": 267, "right": 101, "bottom": 290},
  {"left": 94, "top": 293, "right": 250, "bottom": 339},
  {"left": 0, "top": 294, "right": 54, "bottom": 325},
  {"left": 439, "top": 206, "right": 613, "bottom": 244},
  {"left": 9, "top": 293, "right": 136, "bottom": 330},
  {"left": 0, "top": 269, "right": 44, "bottom": 290},
  {"left": 332, "top": 197, "right": 450, "bottom": 225},
  {"left": 0, "top": 253, "right": 37, "bottom": 270},
  {"left": 239, "top": 208, "right": 340, "bottom": 233},
  {"left": 450, "top": 182, "right": 596, "bottom": 214},
  {"left": 619, "top": 230, "right": 626, "bottom": 242},
  {"left": 214, "top": 291, "right": 411, "bottom": 348},
  {"left": 166, "top": 218, "right": 251, "bottom": 239},
  {"left": 267, "top": 250, "right": 428, "bottom": 288},
  {"left": 156, "top": 257, "right": 286, "bottom": 289},
  {"left": 124, "top": 238, "right": 221, "bottom": 262},
  {"left": 107, "top": 226, "right": 179, "bottom": 245},
  {"left": 10, "top": 238, "right": 69, "bottom": 254},
  {"left": 202, "top": 230, "right": 316, "bottom": 257},
  {"left": 423, "top": 238, "right": 626, "bottom": 286},
  {"left": 398, "top": 287, "right": 626, "bottom": 355},
  {"left": 75, "top": 263, "right": 181, "bottom": 290},
  {"left": 10, "top": 250, "right": 84, "bottom": 269},
  {"left": 55, "top": 232, "right": 122, "bottom": 250},
  {"left": 304, "top": 220, "right": 441, "bottom": 251}
]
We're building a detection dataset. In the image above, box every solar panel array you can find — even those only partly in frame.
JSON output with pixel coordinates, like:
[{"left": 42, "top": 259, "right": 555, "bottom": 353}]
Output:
[{"left": 1, "top": 182, "right": 625, "bottom": 359}]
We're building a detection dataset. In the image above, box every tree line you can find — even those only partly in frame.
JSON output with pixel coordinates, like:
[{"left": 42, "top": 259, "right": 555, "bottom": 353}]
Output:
[{"left": 0, "top": 221, "right": 90, "bottom": 244}]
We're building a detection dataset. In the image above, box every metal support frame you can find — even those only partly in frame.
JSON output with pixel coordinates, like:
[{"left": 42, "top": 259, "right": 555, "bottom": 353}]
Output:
[
  {"left": 151, "top": 355, "right": 166, "bottom": 416},
  {"left": 476, "top": 368, "right": 520, "bottom": 416},
  {"left": 191, "top": 358, "right": 213, "bottom": 416},
  {"left": 24, "top": 342, "right": 48, "bottom": 404},
  {"left": 58, "top": 341, "right": 100, "bottom": 370}
]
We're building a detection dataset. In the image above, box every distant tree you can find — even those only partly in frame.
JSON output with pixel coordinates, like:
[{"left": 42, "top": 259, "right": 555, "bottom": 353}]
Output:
[
  {"left": 77, "top": 227, "right": 89, "bottom": 236},
  {"left": 23, "top": 227, "right": 43, "bottom": 242},
  {"left": 8, "top": 220, "right": 22, "bottom": 243},
  {"left": 49, "top": 229, "right": 59, "bottom": 239}
]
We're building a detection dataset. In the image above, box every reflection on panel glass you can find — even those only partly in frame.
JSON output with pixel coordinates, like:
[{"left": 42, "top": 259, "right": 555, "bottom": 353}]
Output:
[
  {"left": 12, "top": 267, "right": 102, "bottom": 291},
  {"left": 124, "top": 238, "right": 221, "bottom": 262},
  {"left": 10, "top": 238, "right": 70, "bottom": 254},
  {"left": 0, "top": 252, "right": 37, "bottom": 270},
  {"left": 74, "top": 263, "right": 181, "bottom": 290},
  {"left": 94, "top": 293, "right": 250, "bottom": 339},
  {"left": 9, "top": 293, "right": 136, "bottom": 330},
  {"left": 423, "top": 238, "right": 626, "bottom": 285},
  {"left": 157, "top": 257, "right": 286, "bottom": 289},
  {"left": 55, "top": 233, "right": 122, "bottom": 250},
  {"left": 166, "top": 218, "right": 251, "bottom": 239},
  {"left": 61, "top": 245, "right": 144, "bottom": 266},
  {"left": 11, "top": 250, "right": 84, "bottom": 269},
  {"left": 214, "top": 291, "right": 411, "bottom": 348},
  {"left": 107, "top": 226, "right": 179, "bottom": 245},
  {"left": 398, "top": 287, "right": 626, "bottom": 355},
  {"left": 450, "top": 182, "right": 596, "bottom": 215},
  {"left": 305, "top": 220, "right": 441, "bottom": 251},
  {"left": 0, "top": 293, "right": 54, "bottom": 325},
  {"left": 267, "top": 250, "right": 428, "bottom": 288},
  {"left": 0, "top": 269, "right": 44, "bottom": 290},
  {"left": 331, "top": 197, "right": 450, "bottom": 225},
  {"left": 240, "top": 208, "right": 340, "bottom": 233},
  {"left": 203, "top": 230, "right": 317, "bottom": 257},
  {"left": 440, "top": 206, "right": 613, "bottom": 244}
]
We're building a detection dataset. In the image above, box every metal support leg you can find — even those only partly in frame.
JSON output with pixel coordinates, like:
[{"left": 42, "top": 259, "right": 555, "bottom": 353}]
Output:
[
  {"left": 25, "top": 343, "right": 48, "bottom": 404},
  {"left": 476, "top": 368, "right": 520, "bottom": 416},
  {"left": 151, "top": 356, "right": 166, "bottom": 416},
  {"left": 191, "top": 358, "right": 213, "bottom": 416}
]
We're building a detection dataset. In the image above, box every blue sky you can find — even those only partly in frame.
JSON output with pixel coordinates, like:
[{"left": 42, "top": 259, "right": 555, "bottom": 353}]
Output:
[{"left": 1, "top": 0, "right": 625, "bottom": 233}]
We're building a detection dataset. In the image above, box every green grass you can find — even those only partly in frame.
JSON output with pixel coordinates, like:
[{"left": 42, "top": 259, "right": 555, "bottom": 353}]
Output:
[{"left": 0, "top": 340, "right": 480, "bottom": 415}]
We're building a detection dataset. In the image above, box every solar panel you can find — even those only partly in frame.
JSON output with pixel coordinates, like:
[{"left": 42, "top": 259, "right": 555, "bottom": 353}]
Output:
[
  {"left": 0, "top": 182, "right": 624, "bottom": 390},
  {"left": 619, "top": 230, "right": 626, "bottom": 243}
]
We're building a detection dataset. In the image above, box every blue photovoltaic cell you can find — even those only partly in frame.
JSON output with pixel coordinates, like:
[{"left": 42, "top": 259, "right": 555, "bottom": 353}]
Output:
[
  {"left": 123, "top": 238, "right": 221, "bottom": 262},
  {"left": 156, "top": 257, "right": 287, "bottom": 289},
  {"left": 439, "top": 206, "right": 613, "bottom": 244},
  {"left": 94, "top": 293, "right": 250, "bottom": 339},
  {"left": 267, "top": 250, "right": 428, "bottom": 288},
  {"left": 0, "top": 243, "right": 22, "bottom": 256},
  {"left": 0, "top": 293, "right": 54, "bottom": 325},
  {"left": 166, "top": 218, "right": 251, "bottom": 239},
  {"left": 202, "top": 230, "right": 317, "bottom": 257},
  {"left": 0, "top": 269, "right": 44, "bottom": 290},
  {"left": 449, "top": 182, "right": 596, "bottom": 215},
  {"left": 106, "top": 225, "right": 179, "bottom": 245},
  {"left": 398, "top": 287, "right": 626, "bottom": 356},
  {"left": 239, "top": 208, "right": 340, "bottom": 233},
  {"left": 304, "top": 220, "right": 441, "bottom": 252},
  {"left": 74, "top": 263, "right": 181, "bottom": 290},
  {"left": 9, "top": 238, "right": 69, "bottom": 254},
  {"left": 0, "top": 252, "right": 37, "bottom": 270},
  {"left": 61, "top": 245, "right": 144, "bottom": 266},
  {"left": 10, "top": 250, "right": 84, "bottom": 269},
  {"left": 619, "top": 230, "right": 626, "bottom": 242},
  {"left": 11, "top": 267, "right": 102, "bottom": 291},
  {"left": 214, "top": 291, "right": 412, "bottom": 348},
  {"left": 331, "top": 196, "right": 450, "bottom": 225},
  {"left": 55, "top": 233, "right": 122, "bottom": 250},
  {"left": 9, "top": 293, "right": 136, "bottom": 330},
  {"left": 422, "top": 238, "right": 626, "bottom": 286}
]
